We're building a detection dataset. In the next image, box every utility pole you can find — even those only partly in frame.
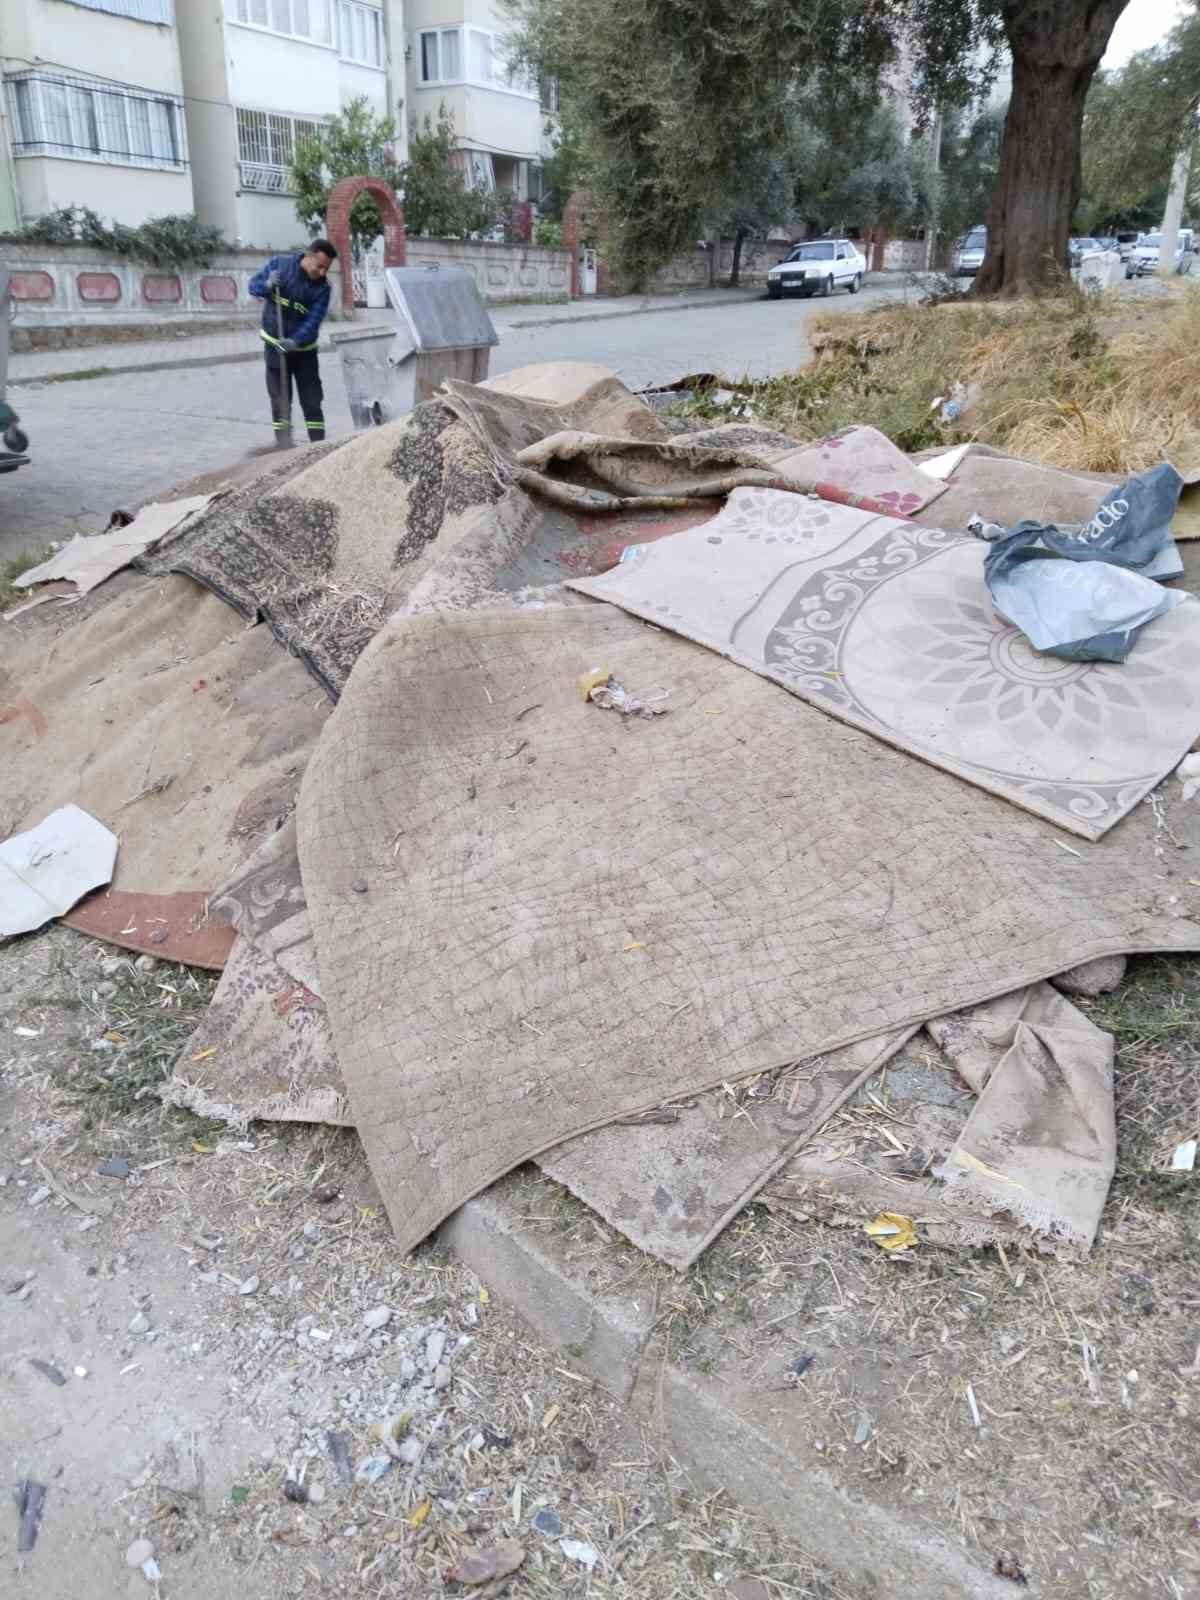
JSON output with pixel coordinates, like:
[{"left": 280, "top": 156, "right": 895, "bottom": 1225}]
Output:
[
  {"left": 1158, "top": 138, "right": 1193, "bottom": 280},
  {"left": 924, "top": 105, "right": 943, "bottom": 272}
]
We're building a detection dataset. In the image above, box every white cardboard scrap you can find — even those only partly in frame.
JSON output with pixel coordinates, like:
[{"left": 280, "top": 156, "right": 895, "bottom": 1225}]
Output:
[
  {"left": 916, "top": 443, "right": 971, "bottom": 481},
  {"left": 9, "top": 494, "right": 217, "bottom": 607},
  {"left": 0, "top": 804, "right": 118, "bottom": 936}
]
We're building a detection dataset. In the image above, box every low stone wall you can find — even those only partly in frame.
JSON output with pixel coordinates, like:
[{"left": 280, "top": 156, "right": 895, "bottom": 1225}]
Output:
[
  {"left": 882, "top": 239, "right": 925, "bottom": 272},
  {"left": 5, "top": 235, "right": 571, "bottom": 350},
  {"left": 4, "top": 243, "right": 287, "bottom": 350},
  {"left": 404, "top": 236, "right": 571, "bottom": 303},
  {"left": 650, "top": 238, "right": 792, "bottom": 292}
]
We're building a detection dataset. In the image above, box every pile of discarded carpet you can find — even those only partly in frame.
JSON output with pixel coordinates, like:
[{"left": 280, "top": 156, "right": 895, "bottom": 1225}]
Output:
[{"left": 5, "top": 359, "right": 1200, "bottom": 1274}]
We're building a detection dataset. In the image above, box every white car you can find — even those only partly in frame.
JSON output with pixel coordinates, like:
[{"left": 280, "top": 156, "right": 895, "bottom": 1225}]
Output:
[
  {"left": 1130, "top": 229, "right": 1194, "bottom": 277},
  {"left": 767, "top": 239, "right": 866, "bottom": 299}
]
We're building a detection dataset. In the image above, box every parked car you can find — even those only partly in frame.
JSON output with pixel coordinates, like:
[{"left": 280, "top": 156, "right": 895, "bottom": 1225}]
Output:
[
  {"left": 1129, "top": 229, "right": 1195, "bottom": 277},
  {"left": 952, "top": 226, "right": 987, "bottom": 276},
  {"left": 1069, "top": 237, "right": 1101, "bottom": 266},
  {"left": 766, "top": 239, "right": 867, "bottom": 299},
  {"left": 0, "top": 270, "right": 29, "bottom": 474}
]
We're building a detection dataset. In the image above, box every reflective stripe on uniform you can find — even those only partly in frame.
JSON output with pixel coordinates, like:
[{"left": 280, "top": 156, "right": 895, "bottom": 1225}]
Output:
[{"left": 260, "top": 328, "right": 320, "bottom": 350}]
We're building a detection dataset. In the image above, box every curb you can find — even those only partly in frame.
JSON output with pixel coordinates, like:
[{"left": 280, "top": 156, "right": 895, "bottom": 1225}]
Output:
[
  {"left": 8, "top": 349, "right": 263, "bottom": 388},
  {"left": 502, "top": 290, "right": 765, "bottom": 329},
  {"left": 441, "top": 1181, "right": 1021, "bottom": 1600},
  {"left": 6, "top": 292, "right": 771, "bottom": 387},
  {"left": 6, "top": 278, "right": 911, "bottom": 387}
]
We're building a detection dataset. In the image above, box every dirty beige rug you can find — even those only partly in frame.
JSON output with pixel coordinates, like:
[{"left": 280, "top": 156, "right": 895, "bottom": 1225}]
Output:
[
  {"left": 296, "top": 600, "right": 1200, "bottom": 1256},
  {"left": 144, "top": 366, "right": 669, "bottom": 696},
  {"left": 0, "top": 570, "right": 331, "bottom": 957},
  {"left": 570, "top": 487, "right": 1200, "bottom": 839}
]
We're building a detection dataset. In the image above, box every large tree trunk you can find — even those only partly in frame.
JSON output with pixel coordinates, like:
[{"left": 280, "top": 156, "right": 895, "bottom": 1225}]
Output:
[
  {"left": 729, "top": 227, "right": 747, "bottom": 287},
  {"left": 971, "top": 0, "right": 1131, "bottom": 299}
]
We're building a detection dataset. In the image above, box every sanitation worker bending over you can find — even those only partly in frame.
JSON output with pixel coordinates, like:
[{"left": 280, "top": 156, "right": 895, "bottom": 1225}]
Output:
[{"left": 249, "top": 239, "right": 338, "bottom": 449}]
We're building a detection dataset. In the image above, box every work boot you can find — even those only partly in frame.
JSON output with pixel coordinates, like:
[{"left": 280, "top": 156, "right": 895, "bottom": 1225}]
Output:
[{"left": 246, "top": 427, "right": 295, "bottom": 460}]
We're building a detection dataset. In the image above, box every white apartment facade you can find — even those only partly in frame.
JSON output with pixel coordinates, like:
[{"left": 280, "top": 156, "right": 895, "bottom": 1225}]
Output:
[
  {"left": 176, "top": 0, "right": 406, "bottom": 249},
  {"left": 405, "top": 0, "right": 552, "bottom": 203},
  {"left": 0, "top": 0, "right": 194, "bottom": 228}
]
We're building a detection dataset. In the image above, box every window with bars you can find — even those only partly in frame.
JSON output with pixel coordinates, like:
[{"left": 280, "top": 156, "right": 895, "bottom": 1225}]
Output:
[
  {"left": 234, "top": 0, "right": 331, "bottom": 45},
  {"left": 236, "top": 107, "right": 322, "bottom": 189},
  {"left": 6, "top": 72, "right": 185, "bottom": 168},
  {"left": 339, "top": 0, "right": 382, "bottom": 66}
]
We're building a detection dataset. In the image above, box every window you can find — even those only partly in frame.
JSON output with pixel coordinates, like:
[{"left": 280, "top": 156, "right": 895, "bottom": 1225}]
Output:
[
  {"left": 786, "top": 242, "right": 835, "bottom": 262},
  {"left": 419, "top": 28, "right": 462, "bottom": 83},
  {"left": 62, "top": 0, "right": 173, "bottom": 22},
  {"left": 339, "top": 1, "right": 382, "bottom": 66},
  {"left": 6, "top": 72, "right": 185, "bottom": 168},
  {"left": 236, "top": 107, "right": 322, "bottom": 189},
  {"left": 235, "top": 0, "right": 331, "bottom": 44},
  {"left": 466, "top": 29, "right": 535, "bottom": 95}
]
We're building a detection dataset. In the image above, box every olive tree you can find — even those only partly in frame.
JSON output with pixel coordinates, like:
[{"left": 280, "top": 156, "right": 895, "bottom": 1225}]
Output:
[{"left": 506, "top": 0, "right": 1141, "bottom": 297}]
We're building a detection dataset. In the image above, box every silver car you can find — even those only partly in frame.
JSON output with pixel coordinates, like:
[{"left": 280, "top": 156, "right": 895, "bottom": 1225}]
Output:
[{"left": 952, "top": 226, "right": 986, "bottom": 276}]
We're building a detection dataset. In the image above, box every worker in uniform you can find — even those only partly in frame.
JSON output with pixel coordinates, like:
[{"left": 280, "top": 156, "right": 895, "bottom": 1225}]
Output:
[{"left": 248, "top": 239, "right": 338, "bottom": 450}]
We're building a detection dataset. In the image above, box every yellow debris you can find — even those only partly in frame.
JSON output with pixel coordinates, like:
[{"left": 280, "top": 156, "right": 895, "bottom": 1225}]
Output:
[
  {"left": 864, "top": 1212, "right": 918, "bottom": 1252},
  {"left": 578, "top": 666, "right": 611, "bottom": 701}
]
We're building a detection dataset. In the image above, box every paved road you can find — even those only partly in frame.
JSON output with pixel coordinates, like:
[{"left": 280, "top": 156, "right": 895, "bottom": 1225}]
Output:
[{"left": 0, "top": 280, "right": 923, "bottom": 562}]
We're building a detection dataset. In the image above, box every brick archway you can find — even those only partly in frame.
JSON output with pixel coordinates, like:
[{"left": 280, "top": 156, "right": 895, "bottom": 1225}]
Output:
[
  {"left": 562, "top": 188, "right": 611, "bottom": 298},
  {"left": 324, "top": 176, "right": 406, "bottom": 314}
]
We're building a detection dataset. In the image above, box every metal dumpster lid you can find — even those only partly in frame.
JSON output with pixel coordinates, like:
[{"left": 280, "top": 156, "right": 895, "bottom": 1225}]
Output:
[{"left": 384, "top": 265, "right": 499, "bottom": 353}]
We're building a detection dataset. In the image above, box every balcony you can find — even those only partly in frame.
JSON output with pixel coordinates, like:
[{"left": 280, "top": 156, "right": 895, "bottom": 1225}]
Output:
[{"left": 239, "top": 161, "right": 291, "bottom": 193}]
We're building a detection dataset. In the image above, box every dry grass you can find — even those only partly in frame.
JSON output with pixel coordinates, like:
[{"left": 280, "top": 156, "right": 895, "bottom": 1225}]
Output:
[
  {"left": 0, "top": 546, "right": 53, "bottom": 612},
  {"left": 705, "top": 283, "right": 1200, "bottom": 476}
]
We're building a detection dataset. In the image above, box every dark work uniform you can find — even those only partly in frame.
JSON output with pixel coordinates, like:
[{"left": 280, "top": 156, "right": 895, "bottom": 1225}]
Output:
[{"left": 248, "top": 252, "right": 331, "bottom": 442}]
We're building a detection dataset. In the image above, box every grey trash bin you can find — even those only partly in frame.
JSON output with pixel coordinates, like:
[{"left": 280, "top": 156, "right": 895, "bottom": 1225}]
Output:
[{"left": 329, "top": 263, "right": 499, "bottom": 431}]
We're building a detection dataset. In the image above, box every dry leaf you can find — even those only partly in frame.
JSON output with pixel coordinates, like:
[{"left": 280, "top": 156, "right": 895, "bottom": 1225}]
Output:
[
  {"left": 541, "top": 1403, "right": 560, "bottom": 1430},
  {"left": 191, "top": 1141, "right": 214, "bottom": 1155},
  {"left": 409, "top": 1498, "right": 431, "bottom": 1529},
  {"left": 446, "top": 1539, "right": 525, "bottom": 1585},
  {"left": 864, "top": 1211, "right": 918, "bottom": 1252}
]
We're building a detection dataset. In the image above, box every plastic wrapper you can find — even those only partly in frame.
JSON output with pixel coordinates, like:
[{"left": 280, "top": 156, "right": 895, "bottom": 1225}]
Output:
[{"left": 971, "top": 463, "right": 1190, "bottom": 662}]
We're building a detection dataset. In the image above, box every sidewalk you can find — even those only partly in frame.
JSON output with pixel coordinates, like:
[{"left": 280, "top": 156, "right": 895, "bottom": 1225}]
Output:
[{"left": 6, "top": 286, "right": 772, "bottom": 387}]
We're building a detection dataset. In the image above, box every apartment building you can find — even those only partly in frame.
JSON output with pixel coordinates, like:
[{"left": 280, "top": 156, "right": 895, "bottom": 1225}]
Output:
[
  {"left": 405, "top": 0, "right": 552, "bottom": 202},
  {"left": 176, "top": 0, "right": 406, "bottom": 249},
  {"left": 0, "top": 0, "right": 193, "bottom": 228}
]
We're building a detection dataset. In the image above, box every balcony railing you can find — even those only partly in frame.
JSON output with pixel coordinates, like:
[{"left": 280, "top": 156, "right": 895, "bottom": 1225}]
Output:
[{"left": 238, "top": 161, "right": 292, "bottom": 193}]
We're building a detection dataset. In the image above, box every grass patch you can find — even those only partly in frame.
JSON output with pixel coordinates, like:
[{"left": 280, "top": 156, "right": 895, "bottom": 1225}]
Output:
[
  {"left": 712, "top": 282, "right": 1200, "bottom": 474},
  {"left": 0, "top": 548, "right": 52, "bottom": 612},
  {"left": 76, "top": 958, "right": 218, "bottom": 1118},
  {"left": 1082, "top": 954, "right": 1200, "bottom": 1189},
  {"left": 38, "top": 366, "right": 115, "bottom": 385}
]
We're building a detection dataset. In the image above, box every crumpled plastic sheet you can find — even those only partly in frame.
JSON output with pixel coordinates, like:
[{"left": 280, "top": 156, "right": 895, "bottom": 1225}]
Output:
[{"left": 970, "top": 462, "right": 1190, "bottom": 662}]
